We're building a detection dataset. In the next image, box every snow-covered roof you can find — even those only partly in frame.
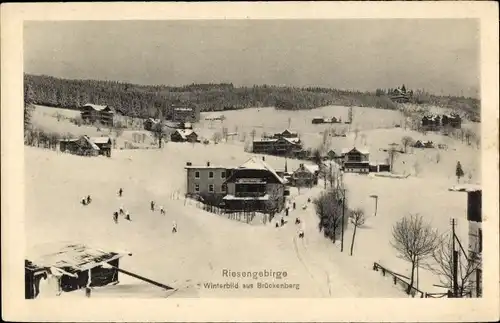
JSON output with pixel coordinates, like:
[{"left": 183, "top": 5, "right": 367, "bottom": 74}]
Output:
[
  {"left": 90, "top": 137, "right": 112, "bottom": 144},
  {"left": 26, "top": 243, "right": 131, "bottom": 273},
  {"left": 282, "top": 137, "right": 301, "bottom": 144},
  {"left": 82, "top": 136, "right": 100, "bottom": 150},
  {"left": 237, "top": 157, "right": 285, "bottom": 184},
  {"left": 174, "top": 107, "right": 193, "bottom": 111},
  {"left": 83, "top": 104, "right": 112, "bottom": 112},
  {"left": 175, "top": 129, "right": 196, "bottom": 139},
  {"left": 448, "top": 184, "right": 482, "bottom": 192},
  {"left": 303, "top": 164, "right": 320, "bottom": 174},
  {"left": 341, "top": 147, "right": 370, "bottom": 155}
]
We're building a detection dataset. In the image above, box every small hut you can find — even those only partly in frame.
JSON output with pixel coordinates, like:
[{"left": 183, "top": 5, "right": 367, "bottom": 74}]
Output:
[{"left": 25, "top": 243, "right": 131, "bottom": 299}]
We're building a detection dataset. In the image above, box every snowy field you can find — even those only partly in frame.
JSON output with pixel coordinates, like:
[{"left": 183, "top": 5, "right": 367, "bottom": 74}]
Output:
[{"left": 26, "top": 104, "right": 480, "bottom": 298}]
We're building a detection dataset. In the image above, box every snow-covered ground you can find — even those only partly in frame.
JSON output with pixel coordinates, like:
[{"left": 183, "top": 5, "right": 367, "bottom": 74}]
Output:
[{"left": 26, "top": 104, "right": 480, "bottom": 298}]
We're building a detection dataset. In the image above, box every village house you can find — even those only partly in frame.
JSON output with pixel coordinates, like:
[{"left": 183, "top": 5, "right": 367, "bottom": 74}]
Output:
[
  {"left": 252, "top": 129, "right": 303, "bottom": 157},
  {"left": 311, "top": 117, "right": 339, "bottom": 125},
  {"left": 171, "top": 103, "right": 200, "bottom": 123},
  {"left": 272, "top": 129, "right": 298, "bottom": 139},
  {"left": 292, "top": 163, "right": 319, "bottom": 187},
  {"left": 80, "top": 104, "right": 115, "bottom": 126},
  {"left": 341, "top": 147, "right": 370, "bottom": 173},
  {"left": 184, "top": 162, "right": 234, "bottom": 199},
  {"left": 421, "top": 113, "right": 462, "bottom": 131},
  {"left": 170, "top": 129, "right": 199, "bottom": 143},
  {"left": 90, "top": 136, "right": 113, "bottom": 157},
  {"left": 448, "top": 184, "right": 482, "bottom": 297},
  {"left": 59, "top": 135, "right": 100, "bottom": 157},
  {"left": 413, "top": 140, "right": 435, "bottom": 149},
  {"left": 25, "top": 243, "right": 131, "bottom": 299},
  {"left": 223, "top": 157, "right": 287, "bottom": 213}
]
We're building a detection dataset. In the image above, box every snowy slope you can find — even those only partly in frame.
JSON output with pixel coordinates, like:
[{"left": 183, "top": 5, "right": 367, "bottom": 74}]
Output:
[{"left": 25, "top": 146, "right": 405, "bottom": 298}]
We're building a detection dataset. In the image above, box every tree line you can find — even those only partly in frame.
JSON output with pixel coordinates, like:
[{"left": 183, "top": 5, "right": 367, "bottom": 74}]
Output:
[{"left": 25, "top": 74, "right": 404, "bottom": 119}]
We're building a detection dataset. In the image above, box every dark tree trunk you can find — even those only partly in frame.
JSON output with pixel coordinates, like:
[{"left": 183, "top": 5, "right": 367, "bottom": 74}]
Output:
[
  {"left": 407, "top": 260, "right": 416, "bottom": 294},
  {"left": 350, "top": 225, "right": 357, "bottom": 256}
]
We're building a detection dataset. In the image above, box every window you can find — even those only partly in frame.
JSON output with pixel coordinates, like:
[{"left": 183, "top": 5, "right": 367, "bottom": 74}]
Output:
[
  {"left": 208, "top": 184, "right": 214, "bottom": 192},
  {"left": 222, "top": 184, "right": 227, "bottom": 192},
  {"left": 195, "top": 171, "right": 200, "bottom": 179},
  {"left": 209, "top": 171, "right": 214, "bottom": 179},
  {"left": 194, "top": 184, "right": 200, "bottom": 192},
  {"left": 221, "top": 171, "right": 226, "bottom": 179}
]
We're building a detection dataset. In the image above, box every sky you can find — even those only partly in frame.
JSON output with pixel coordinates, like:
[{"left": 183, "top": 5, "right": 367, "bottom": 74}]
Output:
[{"left": 24, "top": 19, "right": 480, "bottom": 97}]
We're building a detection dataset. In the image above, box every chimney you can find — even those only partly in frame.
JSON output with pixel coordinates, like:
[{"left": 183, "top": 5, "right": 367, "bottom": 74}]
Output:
[
  {"left": 262, "top": 156, "right": 265, "bottom": 161},
  {"left": 207, "top": 161, "right": 210, "bottom": 166},
  {"left": 186, "top": 162, "right": 192, "bottom": 166}
]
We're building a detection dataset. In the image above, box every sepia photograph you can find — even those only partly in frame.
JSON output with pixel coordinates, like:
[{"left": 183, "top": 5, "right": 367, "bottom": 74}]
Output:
[{"left": 2, "top": 2, "right": 499, "bottom": 322}]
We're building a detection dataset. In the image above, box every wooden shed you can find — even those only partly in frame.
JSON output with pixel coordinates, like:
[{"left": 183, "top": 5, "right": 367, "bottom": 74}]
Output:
[{"left": 25, "top": 243, "right": 131, "bottom": 299}]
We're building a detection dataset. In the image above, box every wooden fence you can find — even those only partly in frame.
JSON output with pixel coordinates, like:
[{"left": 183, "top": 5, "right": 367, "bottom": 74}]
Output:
[
  {"left": 372, "top": 262, "right": 426, "bottom": 298},
  {"left": 191, "top": 199, "right": 266, "bottom": 225}
]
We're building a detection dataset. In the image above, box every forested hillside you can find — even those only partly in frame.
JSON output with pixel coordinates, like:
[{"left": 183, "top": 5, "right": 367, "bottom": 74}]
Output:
[{"left": 24, "top": 74, "right": 480, "bottom": 120}]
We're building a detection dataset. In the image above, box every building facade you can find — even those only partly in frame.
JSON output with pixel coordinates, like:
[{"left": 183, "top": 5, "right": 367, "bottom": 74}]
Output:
[
  {"left": 171, "top": 129, "right": 199, "bottom": 142},
  {"left": 223, "top": 157, "right": 286, "bottom": 213},
  {"left": 292, "top": 163, "right": 319, "bottom": 187},
  {"left": 59, "top": 135, "right": 100, "bottom": 157},
  {"left": 171, "top": 104, "right": 200, "bottom": 123},
  {"left": 185, "top": 162, "right": 232, "bottom": 199},
  {"left": 90, "top": 137, "right": 112, "bottom": 157},
  {"left": 341, "top": 147, "right": 370, "bottom": 173},
  {"left": 81, "top": 104, "right": 115, "bottom": 126}
]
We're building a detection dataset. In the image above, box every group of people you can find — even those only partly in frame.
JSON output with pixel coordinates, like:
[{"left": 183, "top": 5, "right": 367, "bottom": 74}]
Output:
[
  {"left": 273, "top": 198, "right": 305, "bottom": 239},
  {"left": 81, "top": 195, "right": 92, "bottom": 206},
  {"left": 112, "top": 188, "right": 176, "bottom": 233}
]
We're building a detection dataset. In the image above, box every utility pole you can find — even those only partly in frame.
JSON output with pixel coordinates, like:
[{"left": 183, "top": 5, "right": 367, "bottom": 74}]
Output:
[
  {"left": 341, "top": 189, "right": 346, "bottom": 252},
  {"left": 451, "top": 218, "right": 459, "bottom": 297}
]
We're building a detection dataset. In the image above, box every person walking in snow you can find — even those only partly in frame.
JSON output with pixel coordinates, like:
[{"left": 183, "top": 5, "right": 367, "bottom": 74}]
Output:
[
  {"left": 293, "top": 202, "right": 296, "bottom": 210},
  {"left": 119, "top": 206, "right": 124, "bottom": 215},
  {"left": 150, "top": 201, "right": 155, "bottom": 211},
  {"left": 113, "top": 211, "right": 119, "bottom": 224},
  {"left": 118, "top": 188, "right": 123, "bottom": 197},
  {"left": 285, "top": 207, "right": 289, "bottom": 216},
  {"left": 125, "top": 211, "right": 131, "bottom": 221},
  {"left": 295, "top": 217, "right": 301, "bottom": 225},
  {"left": 81, "top": 198, "right": 87, "bottom": 206},
  {"left": 160, "top": 206, "right": 165, "bottom": 215},
  {"left": 298, "top": 229, "right": 304, "bottom": 239},
  {"left": 172, "top": 221, "right": 177, "bottom": 233},
  {"left": 280, "top": 216, "right": 285, "bottom": 227},
  {"left": 87, "top": 195, "right": 92, "bottom": 205}
]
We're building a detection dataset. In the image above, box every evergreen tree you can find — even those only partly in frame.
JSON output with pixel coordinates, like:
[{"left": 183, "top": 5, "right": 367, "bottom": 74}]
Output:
[
  {"left": 24, "top": 82, "right": 35, "bottom": 132},
  {"left": 455, "top": 161, "right": 465, "bottom": 183}
]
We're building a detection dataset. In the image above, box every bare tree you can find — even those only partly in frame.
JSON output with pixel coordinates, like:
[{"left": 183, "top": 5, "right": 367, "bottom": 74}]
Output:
[
  {"left": 391, "top": 214, "right": 439, "bottom": 294},
  {"left": 388, "top": 147, "right": 399, "bottom": 173},
  {"left": 313, "top": 188, "right": 347, "bottom": 243},
  {"left": 349, "top": 208, "right": 366, "bottom": 256},
  {"left": 221, "top": 127, "right": 229, "bottom": 142},
  {"left": 401, "top": 136, "right": 414, "bottom": 153},
  {"left": 456, "top": 161, "right": 465, "bottom": 183},
  {"left": 430, "top": 233, "right": 481, "bottom": 297},
  {"left": 353, "top": 128, "right": 360, "bottom": 141},
  {"left": 212, "top": 132, "right": 223, "bottom": 144},
  {"left": 250, "top": 129, "right": 257, "bottom": 142}
]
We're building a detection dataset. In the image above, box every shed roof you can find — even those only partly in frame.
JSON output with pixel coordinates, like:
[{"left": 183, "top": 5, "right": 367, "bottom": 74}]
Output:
[
  {"left": 175, "top": 129, "right": 197, "bottom": 140},
  {"left": 82, "top": 136, "right": 100, "bottom": 150},
  {"left": 26, "top": 243, "right": 131, "bottom": 273}
]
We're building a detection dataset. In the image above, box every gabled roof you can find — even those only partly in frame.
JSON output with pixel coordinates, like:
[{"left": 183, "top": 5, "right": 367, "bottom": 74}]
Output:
[
  {"left": 83, "top": 104, "right": 113, "bottom": 113},
  {"left": 281, "top": 129, "right": 297, "bottom": 135},
  {"left": 26, "top": 243, "right": 131, "bottom": 273},
  {"left": 341, "top": 147, "right": 369, "bottom": 155},
  {"left": 281, "top": 137, "right": 301, "bottom": 145},
  {"left": 174, "top": 129, "right": 197, "bottom": 140},
  {"left": 236, "top": 157, "right": 285, "bottom": 184},
  {"left": 90, "top": 137, "right": 112, "bottom": 144}
]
